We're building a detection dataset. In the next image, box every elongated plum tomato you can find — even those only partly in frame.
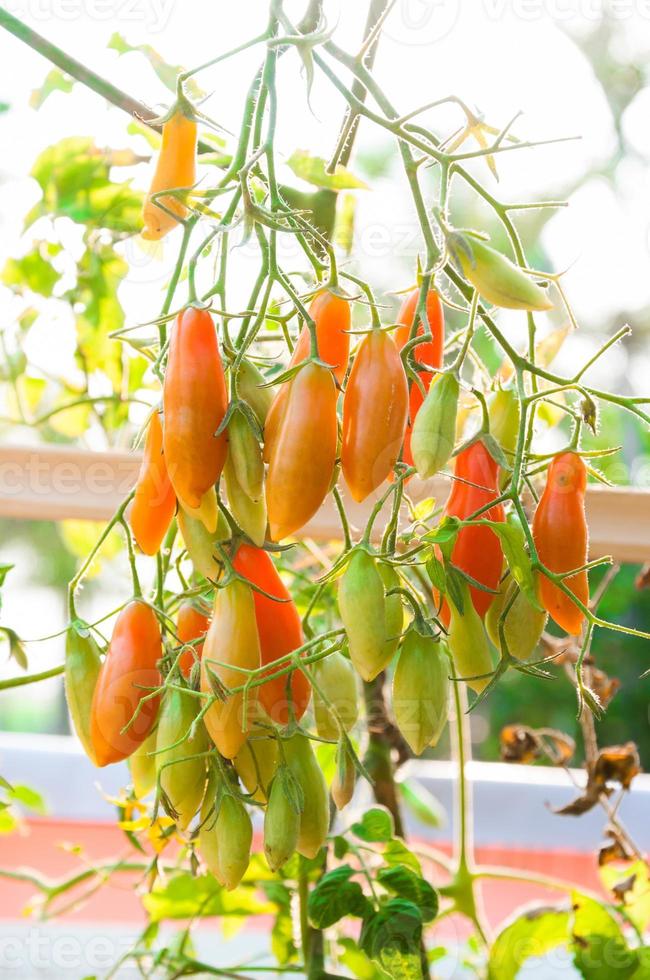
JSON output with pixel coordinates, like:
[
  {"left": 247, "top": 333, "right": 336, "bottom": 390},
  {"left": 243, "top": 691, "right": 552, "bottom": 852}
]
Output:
[
  {"left": 130, "top": 411, "right": 176, "bottom": 556},
  {"left": 435, "top": 440, "right": 505, "bottom": 626},
  {"left": 341, "top": 329, "right": 408, "bottom": 502},
  {"left": 142, "top": 108, "right": 197, "bottom": 240},
  {"left": 232, "top": 543, "right": 310, "bottom": 725},
  {"left": 394, "top": 288, "right": 445, "bottom": 469},
  {"left": 90, "top": 601, "right": 162, "bottom": 767},
  {"left": 532, "top": 451, "right": 589, "bottom": 635},
  {"left": 201, "top": 579, "right": 261, "bottom": 759},
  {"left": 176, "top": 600, "right": 210, "bottom": 677},
  {"left": 264, "top": 290, "right": 350, "bottom": 463},
  {"left": 265, "top": 362, "right": 338, "bottom": 541},
  {"left": 163, "top": 307, "right": 228, "bottom": 513}
]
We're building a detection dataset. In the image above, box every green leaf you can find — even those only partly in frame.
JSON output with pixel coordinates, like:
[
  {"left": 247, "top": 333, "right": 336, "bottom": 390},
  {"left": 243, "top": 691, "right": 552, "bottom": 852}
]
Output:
[
  {"left": 308, "top": 865, "right": 370, "bottom": 929},
  {"left": 398, "top": 778, "right": 446, "bottom": 830},
  {"left": 3, "top": 248, "right": 60, "bottom": 297},
  {"left": 383, "top": 840, "right": 422, "bottom": 876},
  {"left": 1, "top": 628, "right": 28, "bottom": 670},
  {"left": 425, "top": 555, "right": 446, "bottom": 596},
  {"left": 9, "top": 784, "right": 47, "bottom": 815},
  {"left": 262, "top": 881, "right": 298, "bottom": 965},
  {"left": 27, "top": 137, "right": 143, "bottom": 233},
  {"left": 488, "top": 905, "right": 570, "bottom": 980},
  {"left": 143, "top": 873, "right": 272, "bottom": 922},
  {"left": 333, "top": 835, "right": 350, "bottom": 859},
  {"left": 424, "top": 517, "right": 460, "bottom": 549},
  {"left": 287, "top": 150, "right": 368, "bottom": 190},
  {"left": 571, "top": 892, "right": 637, "bottom": 979},
  {"left": 30, "top": 69, "right": 74, "bottom": 110},
  {"left": 377, "top": 866, "right": 438, "bottom": 923},
  {"left": 483, "top": 520, "right": 543, "bottom": 612},
  {"left": 0, "top": 565, "right": 14, "bottom": 589},
  {"left": 352, "top": 807, "right": 394, "bottom": 843},
  {"left": 108, "top": 33, "right": 204, "bottom": 101},
  {"left": 631, "top": 948, "right": 650, "bottom": 978},
  {"left": 338, "top": 937, "right": 391, "bottom": 979},
  {"left": 360, "top": 899, "right": 424, "bottom": 979}
]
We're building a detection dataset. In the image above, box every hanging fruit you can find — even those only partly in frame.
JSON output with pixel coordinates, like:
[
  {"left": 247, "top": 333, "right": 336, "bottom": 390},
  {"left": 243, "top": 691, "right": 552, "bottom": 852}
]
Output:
[
  {"left": 201, "top": 579, "right": 261, "bottom": 759},
  {"left": 394, "top": 287, "right": 445, "bottom": 469},
  {"left": 90, "top": 601, "right": 162, "bottom": 766},
  {"left": 533, "top": 451, "right": 589, "bottom": 635},
  {"left": 342, "top": 329, "right": 409, "bottom": 501},
  {"left": 142, "top": 104, "right": 197, "bottom": 240},
  {"left": 130, "top": 410, "right": 176, "bottom": 556},
  {"left": 163, "top": 307, "right": 229, "bottom": 525},
  {"left": 265, "top": 362, "right": 338, "bottom": 540},
  {"left": 232, "top": 543, "right": 311, "bottom": 725}
]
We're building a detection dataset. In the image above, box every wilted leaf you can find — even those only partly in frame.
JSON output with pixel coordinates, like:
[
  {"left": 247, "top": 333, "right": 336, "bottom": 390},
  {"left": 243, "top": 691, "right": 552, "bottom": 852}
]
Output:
[
  {"left": 593, "top": 743, "right": 641, "bottom": 791},
  {"left": 571, "top": 892, "right": 637, "bottom": 979},
  {"left": 500, "top": 724, "right": 574, "bottom": 766},
  {"left": 600, "top": 861, "right": 650, "bottom": 933}
]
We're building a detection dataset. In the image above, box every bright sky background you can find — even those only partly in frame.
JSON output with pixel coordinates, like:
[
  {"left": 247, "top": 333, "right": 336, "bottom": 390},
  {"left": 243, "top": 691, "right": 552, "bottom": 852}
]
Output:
[
  {"left": 1, "top": 1, "right": 650, "bottom": 726},
  {"left": 1, "top": 0, "right": 650, "bottom": 397}
]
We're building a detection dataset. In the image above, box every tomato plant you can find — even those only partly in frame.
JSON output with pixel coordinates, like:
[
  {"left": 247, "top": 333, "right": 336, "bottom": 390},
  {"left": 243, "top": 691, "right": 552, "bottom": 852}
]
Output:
[{"left": 0, "top": 3, "right": 649, "bottom": 978}]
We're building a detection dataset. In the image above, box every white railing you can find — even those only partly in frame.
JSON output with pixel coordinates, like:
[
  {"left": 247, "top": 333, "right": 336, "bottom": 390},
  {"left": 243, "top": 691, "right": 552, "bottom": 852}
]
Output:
[{"left": 1, "top": 443, "right": 649, "bottom": 561}]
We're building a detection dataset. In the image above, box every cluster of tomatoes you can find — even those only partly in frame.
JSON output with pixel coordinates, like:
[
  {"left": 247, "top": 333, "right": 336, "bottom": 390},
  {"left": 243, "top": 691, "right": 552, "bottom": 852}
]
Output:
[{"left": 64, "top": 104, "right": 591, "bottom": 888}]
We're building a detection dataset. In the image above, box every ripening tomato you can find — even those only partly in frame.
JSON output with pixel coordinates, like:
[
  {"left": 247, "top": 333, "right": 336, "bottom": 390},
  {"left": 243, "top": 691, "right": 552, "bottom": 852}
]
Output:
[
  {"left": 394, "top": 288, "right": 445, "bottom": 469},
  {"left": 176, "top": 600, "right": 210, "bottom": 677},
  {"left": 232, "top": 543, "right": 310, "bottom": 725},
  {"left": 265, "top": 362, "right": 338, "bottom": 541},
  {"left": 142, "top": 108, "right": 197, "bottom": 240},
  {"left": 264, "top": 290, "right": 350, "bottom": 463},
  {"left": 533, "top": 451, "right": 589, "bottom": 635},
  {"left": 341, "top": 329, "right": 408, "bottom": 502},
  {"left": 163, "top": 307, "right": 228, "bottom": 518},
  {"left": 130, "top": 411, "right": 176, "bottom": 555},
  {"left": 90, "top": 601, "right": 162, "bottom": 766},
  {"left": 436, "top": 440, "right": 505, "bottom": 626},
  {"left": 201, "top": 580, "right": 261, "bottom": 759}
]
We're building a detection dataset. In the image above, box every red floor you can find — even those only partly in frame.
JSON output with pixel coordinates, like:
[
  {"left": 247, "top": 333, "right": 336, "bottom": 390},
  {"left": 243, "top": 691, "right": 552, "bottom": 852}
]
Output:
[{"left": 0, "top": 818, "right": 603, "bottom": 931}]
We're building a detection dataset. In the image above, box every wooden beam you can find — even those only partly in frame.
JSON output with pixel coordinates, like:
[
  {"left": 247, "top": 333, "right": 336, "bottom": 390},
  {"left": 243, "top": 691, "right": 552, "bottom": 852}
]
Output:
[{"left": 0, "top": 444, "right": 648, "bottom": 562}]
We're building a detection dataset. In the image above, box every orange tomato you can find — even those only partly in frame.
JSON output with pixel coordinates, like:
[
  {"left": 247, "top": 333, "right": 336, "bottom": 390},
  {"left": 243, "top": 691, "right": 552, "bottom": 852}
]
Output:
[
  {"left": 394, "top": 288, "right": 445, "bottom": 469},
  {"left": 265, "top": 362, "right": 338, "bottom": 540},
  {"left": 341, "top": 329, "right": 409, "bottom": 502},
  {"left": 142, "top": 108, "right": 197, "bottom": 240},
  {"left": 232, "top": 543, "right": 311, "bottom": 725},
  {"left": 176, "top": 600, "right": 210, "bottom": 677},
  {"left": 264, "top": 290, "right": 350, "bottom": 463},
  {"left": 90, "top": 601, "right": 162, "bottom": 766},
  {"left": 163, "top": 307, "right": 229, "bottom": 512},
  {"left": 533, "top": 451, "right": 589, "bottom": 635},
  {"left": 130, "top": 411, "right": 176, "bottom": 556},
  {"left": 436, "top": 440, "right": 505, "bottom": 626}
]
